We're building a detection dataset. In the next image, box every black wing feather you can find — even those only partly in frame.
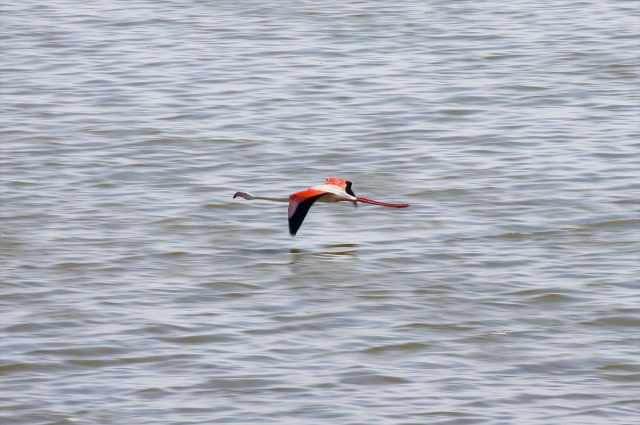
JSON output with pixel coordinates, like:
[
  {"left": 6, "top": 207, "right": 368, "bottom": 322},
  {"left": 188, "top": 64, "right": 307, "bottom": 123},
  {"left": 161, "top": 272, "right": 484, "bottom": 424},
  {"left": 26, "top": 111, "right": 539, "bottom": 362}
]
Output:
[
  {"left": 345, "top": 180, "right": 357, "bottom": 208},
  {"left": 289, "top": 194, "right": 325, "bottom": 236},
  {"left": 345, "top": 181, "right": 356, "bottom": 197}
]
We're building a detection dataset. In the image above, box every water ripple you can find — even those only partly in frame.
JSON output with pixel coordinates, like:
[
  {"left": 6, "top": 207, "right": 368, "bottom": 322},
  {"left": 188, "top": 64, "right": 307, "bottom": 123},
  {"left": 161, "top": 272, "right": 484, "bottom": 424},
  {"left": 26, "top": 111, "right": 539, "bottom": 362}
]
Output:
[{"left": 2, "top": 0, "right": 638, "bottom": 424}]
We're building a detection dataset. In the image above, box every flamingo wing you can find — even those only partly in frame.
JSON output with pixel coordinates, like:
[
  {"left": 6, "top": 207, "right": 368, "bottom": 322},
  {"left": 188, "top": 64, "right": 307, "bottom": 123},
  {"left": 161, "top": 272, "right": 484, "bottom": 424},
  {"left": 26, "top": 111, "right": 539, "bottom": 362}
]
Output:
[
  {"left": 345, "top": 180, "right": 356, "bottom": 197},
  {"left": 323, "top": 177, "right": 349, "bottom": 190},
  {"left": 323, "top": 177, "right": 357, "bottom": 208},
  {"left": 288, "top": 189, "right": 326, "bottom": 236}
]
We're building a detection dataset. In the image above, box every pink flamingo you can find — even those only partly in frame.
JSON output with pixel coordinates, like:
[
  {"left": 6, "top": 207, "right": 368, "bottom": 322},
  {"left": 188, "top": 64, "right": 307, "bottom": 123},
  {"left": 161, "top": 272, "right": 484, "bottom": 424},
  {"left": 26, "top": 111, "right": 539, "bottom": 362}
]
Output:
[{"left": 233, "top": 177, "right": 410, "bottom": 236}]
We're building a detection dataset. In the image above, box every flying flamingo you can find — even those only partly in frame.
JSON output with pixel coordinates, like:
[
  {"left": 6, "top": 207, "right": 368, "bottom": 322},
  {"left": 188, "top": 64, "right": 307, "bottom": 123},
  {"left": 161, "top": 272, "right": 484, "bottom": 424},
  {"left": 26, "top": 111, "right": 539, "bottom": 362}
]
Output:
[{"left": 233, "top": 177, "right": 410, "bottom": 236}]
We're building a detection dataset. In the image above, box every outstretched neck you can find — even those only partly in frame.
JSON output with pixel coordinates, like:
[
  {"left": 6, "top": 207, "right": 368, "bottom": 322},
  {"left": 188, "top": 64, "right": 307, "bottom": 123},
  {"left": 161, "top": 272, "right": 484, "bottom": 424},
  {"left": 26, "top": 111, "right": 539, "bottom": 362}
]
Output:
[
  {"left": 233, "top": 192, "right": 289, "bottom": 202},
  {"left": 253, "top": 195, "right": 289, "bottom": 202}
]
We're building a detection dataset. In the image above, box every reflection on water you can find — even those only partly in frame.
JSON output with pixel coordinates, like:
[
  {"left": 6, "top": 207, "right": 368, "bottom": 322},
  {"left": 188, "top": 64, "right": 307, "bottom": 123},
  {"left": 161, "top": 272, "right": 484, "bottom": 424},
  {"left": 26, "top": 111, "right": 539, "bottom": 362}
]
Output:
[
  {"left": 289, "top": 246, "right": 358, "bottom": 273},
  {"left": 290, "top": 243, "right": 359, "bottom": 257}
]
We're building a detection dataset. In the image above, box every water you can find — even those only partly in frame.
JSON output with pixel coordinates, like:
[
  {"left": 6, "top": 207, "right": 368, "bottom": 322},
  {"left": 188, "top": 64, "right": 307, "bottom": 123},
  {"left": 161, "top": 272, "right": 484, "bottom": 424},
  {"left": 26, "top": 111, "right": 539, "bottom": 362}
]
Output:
[{"left": 1, "top": 1, "right": 639, "bottom": 424}]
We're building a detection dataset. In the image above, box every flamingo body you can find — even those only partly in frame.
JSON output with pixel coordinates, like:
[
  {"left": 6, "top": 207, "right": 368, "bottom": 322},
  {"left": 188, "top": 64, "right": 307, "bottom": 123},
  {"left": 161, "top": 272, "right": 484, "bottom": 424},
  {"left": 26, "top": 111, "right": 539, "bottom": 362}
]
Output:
[{"left": 233, "top": 177, "right": 409, "bottom": 236}]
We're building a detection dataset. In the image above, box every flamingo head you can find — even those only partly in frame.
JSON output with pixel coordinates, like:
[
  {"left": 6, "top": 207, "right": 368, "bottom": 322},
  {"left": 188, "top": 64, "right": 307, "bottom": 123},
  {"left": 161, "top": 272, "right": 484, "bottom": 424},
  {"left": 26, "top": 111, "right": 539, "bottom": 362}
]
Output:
[{"left": 233, "top": 191, "right": 254, "bottom": 200}]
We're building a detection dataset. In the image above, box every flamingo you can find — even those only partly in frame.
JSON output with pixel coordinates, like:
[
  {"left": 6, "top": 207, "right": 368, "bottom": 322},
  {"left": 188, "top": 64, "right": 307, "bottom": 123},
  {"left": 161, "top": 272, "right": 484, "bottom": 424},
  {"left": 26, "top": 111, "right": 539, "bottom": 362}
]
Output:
[{"left": 233, "top": 177, "right": 410, "bottom": 236}]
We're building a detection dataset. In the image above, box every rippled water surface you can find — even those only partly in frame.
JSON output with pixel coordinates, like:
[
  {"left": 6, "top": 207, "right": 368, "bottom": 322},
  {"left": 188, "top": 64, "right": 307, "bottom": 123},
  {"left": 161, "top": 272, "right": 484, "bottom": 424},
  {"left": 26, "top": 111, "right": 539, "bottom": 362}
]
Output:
[{"left": 2, "top": 1, "right": 639, "bottom": 424}]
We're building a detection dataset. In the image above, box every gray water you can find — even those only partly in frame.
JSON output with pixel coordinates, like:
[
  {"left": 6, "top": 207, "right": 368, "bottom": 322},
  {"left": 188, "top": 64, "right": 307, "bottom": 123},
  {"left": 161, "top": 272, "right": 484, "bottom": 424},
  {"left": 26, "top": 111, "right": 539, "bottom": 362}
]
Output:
[{"left": 1, "top": 1, "right": 639, "bottom": 424}]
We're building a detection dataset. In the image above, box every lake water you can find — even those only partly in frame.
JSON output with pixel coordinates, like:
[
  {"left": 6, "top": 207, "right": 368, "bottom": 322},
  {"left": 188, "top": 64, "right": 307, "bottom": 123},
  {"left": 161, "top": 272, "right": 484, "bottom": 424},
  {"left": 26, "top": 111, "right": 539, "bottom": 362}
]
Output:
[{"left": 1, "top": 1, "right": 639, "bottom": 424}]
